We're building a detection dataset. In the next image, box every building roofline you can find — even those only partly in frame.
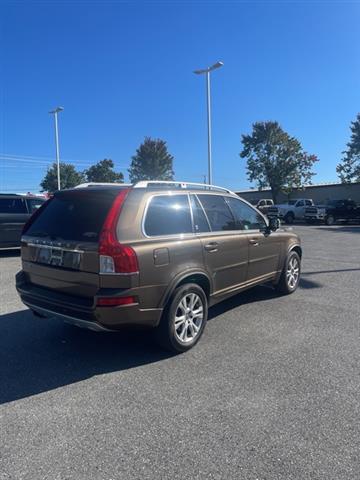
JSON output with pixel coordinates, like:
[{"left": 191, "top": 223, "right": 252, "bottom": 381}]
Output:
[{"left": 236, "top": 181, "right": 360, "bottom": 194}]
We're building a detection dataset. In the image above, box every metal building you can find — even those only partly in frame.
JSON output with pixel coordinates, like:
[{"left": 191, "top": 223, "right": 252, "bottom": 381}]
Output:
[{"left": 236, "top": 182, "right": 360, "bottom": 205}]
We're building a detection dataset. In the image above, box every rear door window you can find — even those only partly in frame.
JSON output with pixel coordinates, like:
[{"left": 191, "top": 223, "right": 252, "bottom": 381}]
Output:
[
  {"left": 144, "top": 194, "right": 193, "bottom": 236},
  {"left": 24, "top": 190, "right": 120, "bottom": 241},
  {"left": 197, "top": 195, "right": 236, "bottom": 231},
  {"left": 0, "top": 198, "right": 27, "bottom": 214}
]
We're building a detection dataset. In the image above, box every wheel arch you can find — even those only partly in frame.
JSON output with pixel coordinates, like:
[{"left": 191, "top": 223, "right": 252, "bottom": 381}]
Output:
[
  {"left": 289, "top": 244, "right": 302, "bottom": 259},
  {"left": 159, "top": 270, "right": 212, "bottom": 308}
]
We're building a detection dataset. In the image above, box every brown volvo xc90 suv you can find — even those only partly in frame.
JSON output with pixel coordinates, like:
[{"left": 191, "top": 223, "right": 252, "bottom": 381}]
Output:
[{"left": 16, "top": 181, "right": 302, "bottom": 352}]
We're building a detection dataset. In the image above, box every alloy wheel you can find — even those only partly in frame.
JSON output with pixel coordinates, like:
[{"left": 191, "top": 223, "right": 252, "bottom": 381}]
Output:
[
  {"left": 174, "top": 293, "right": 204, "bottom": 344},
  {"left": 286, "top": 256, "right": 300, "bottom": 289}
]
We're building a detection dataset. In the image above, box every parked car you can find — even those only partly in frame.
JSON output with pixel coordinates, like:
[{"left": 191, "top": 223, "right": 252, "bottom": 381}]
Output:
[
  {"left": 267, "top": 198, "right": 314, "bottom": 224},
  {"left": 304, "top": 199, "right": 360, "bottom": 225},
  {"left": 250, "top": 199, "right": 275, "bottom": 215},
  {"left": 16, "top": 181, "right": 302, "bottom": 352},
  {"left": 0, "top": 194, "right": 46, "bottom": 248}
]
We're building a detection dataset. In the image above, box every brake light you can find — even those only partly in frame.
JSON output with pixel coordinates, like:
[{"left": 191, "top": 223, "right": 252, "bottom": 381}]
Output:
[
  {"left": 97, "top": 296, "right": 137, "bottom": 306},
  {"left": 98, "top": 189, "right": 139, "bottom": 274}
]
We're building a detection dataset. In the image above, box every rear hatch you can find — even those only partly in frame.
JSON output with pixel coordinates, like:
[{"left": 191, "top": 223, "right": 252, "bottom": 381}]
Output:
[{"left": 20, "top": 188, "right": 127, "bottom": 298}]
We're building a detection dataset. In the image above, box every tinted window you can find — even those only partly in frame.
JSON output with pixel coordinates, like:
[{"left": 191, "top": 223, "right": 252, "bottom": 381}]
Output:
[
  {"left": 25, "top": 190, "right": 119, "bottom": 241},
  {"left": 198, "top": 195, "right": 236, "bottom": 231},
  {"left": 305, "top": 200, "right": 312, "bottom": 206},
  {"left": 226, "top": 197, "right": 266, "bottom": 230},
  {"left": 0, "top": 198, "right": 27, "bottom": 214},
  {"left": 27, "top": 198, "right": 46, "bottom": 213},
  {"left": 190, "top": 195, "right": 210, "bottom": 233},
  {"left": 144, "top": 195, "right": 192, "bottom": 236},
  {"left": 296, "top": 200, "right": 304, "bottom": 207}
]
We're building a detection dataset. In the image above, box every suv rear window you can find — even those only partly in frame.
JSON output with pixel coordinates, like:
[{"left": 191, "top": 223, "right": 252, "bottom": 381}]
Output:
[
  {"left": 24, "top": 190, "right": 120, "bottom": 241},
  {"left": 144, "top": 195, "right": 192, "bottom": 236}
]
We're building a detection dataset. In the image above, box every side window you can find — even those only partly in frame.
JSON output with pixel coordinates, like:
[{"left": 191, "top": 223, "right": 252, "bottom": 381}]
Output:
[
  {"left": 0, "top": 198, "right": 27, "bottom": 214},
  {"left": 296, "top": 200, "right": 304, "bottom": 207},
  {"left": 190, "top": 195, "right": 210, "bottom": 233},
  {"left": 305, "top": 200, "right": 312, "bottom": 206},
  {"left": 226, "top": 197, "right": 266, "bottom": 231},
  {"left": 27, "top": 198, "right": 46, "bottom": 213},
  {"left": 144, "top": 195, "right": 193, "bottom": 236},
  {"left": 197, "top": 195, "right": 236, "bottom": 231}
]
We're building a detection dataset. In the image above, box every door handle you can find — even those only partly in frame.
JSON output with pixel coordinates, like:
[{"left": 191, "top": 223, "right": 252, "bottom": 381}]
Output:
[
  {"left": 204, "top": 242, "right": 218, "bottom": 252},
  {"left": 249, "top": 239, "right": 259, "bottom": 246}
]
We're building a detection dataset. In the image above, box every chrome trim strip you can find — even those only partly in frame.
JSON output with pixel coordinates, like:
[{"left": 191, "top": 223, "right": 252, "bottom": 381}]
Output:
[
  {"left": 133, "top": 180, "right": 235, "bottom": 195},
  {"left": 27, "top": 243, "right": 85, "bottom": 254},
  {"left": 212, "top": 271, "right": 279, "bottom": 297}
]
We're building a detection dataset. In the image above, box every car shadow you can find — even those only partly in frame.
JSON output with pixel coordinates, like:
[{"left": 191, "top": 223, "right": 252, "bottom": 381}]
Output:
[
  {"left": 208, "top": 284, "right": 280, "bottom": 321},
  {"left": 0, "top": 278, "right": 327, "bottom": 405},
  {"left": 0, "top": 309, "right": 173, "bottom": 405}
]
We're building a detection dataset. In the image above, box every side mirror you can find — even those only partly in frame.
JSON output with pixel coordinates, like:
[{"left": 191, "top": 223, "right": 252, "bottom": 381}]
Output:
[{"left": 269, "top": 217, "right": 280, "bottom": 232}]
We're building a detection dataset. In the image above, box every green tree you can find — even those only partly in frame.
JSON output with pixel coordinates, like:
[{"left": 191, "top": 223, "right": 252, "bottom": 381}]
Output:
[
  {"left": 128, "top": 137, "right": 174, "bottom": 183},
  {"left": 84, "top": 159, "right": 124, "bottom": 183},
  {"left": 40, "top": 162, "right": 84, "bottom": 193},
  {"left": 240, "top": 121, "right": 318, "bottom": 203},
  {"left": 336, "top": 113, "right": 360, "bottom": 183}
]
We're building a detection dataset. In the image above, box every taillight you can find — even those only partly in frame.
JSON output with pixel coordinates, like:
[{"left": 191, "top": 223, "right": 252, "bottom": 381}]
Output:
[{"left": 98, "top": 189, "right": 139, "bottom": 274}]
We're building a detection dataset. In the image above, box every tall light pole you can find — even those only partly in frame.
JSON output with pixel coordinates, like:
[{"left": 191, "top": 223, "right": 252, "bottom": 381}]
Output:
[
  {"left": 194, "top": 61, "right": 223, "bottom": 185},
  {"left": 49, "top": 106, "right": 64, "bottom": 190}
]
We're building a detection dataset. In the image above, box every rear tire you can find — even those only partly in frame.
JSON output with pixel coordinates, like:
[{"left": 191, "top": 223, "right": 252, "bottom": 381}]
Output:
[
  {"left": 275, "top": 251, "right": 301, "bottom": 295},
  {"left": 155, "top": 283, "right": 208, "bottom": 353}
]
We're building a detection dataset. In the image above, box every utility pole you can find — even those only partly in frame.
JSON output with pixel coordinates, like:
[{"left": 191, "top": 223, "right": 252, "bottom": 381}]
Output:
[
  {"left": 49, "top": 106, "right": 64, "bottom": 190},
  {"left": 194, "top": 61, "right": 223, "bottom": 185}
]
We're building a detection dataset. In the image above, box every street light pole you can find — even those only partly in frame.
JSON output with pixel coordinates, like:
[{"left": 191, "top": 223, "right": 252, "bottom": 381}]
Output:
[
  {"left": 194, "top": 61, "right": 223, "bottom": 185},
  {"left": 49, "top": 106, "right": 64, "bottom": 190}
]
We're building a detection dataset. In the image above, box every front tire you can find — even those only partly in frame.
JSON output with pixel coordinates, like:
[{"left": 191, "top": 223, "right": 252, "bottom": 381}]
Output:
[
  {"left": 156, "top": 283, "right": 208, "bottom": 353},
  {"left": 325, "top": 214, "right": 335, "bottom": 226},
  {"left": 275, "top": 251, "right": 301, "bottom": 295}
]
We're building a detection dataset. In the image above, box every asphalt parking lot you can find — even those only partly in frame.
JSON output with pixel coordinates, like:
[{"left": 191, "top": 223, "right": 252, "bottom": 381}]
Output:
[{"left": 1, "top": 225, "right": 359, "bottom": 480}]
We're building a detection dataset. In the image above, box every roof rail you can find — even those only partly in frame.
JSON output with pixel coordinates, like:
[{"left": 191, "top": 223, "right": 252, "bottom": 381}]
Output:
[
  {"left": 74, "top": 182, "right": 132, "bottom": 189},
  {"left": 133, "top": 180, "right": 235, "bottom": 194}
]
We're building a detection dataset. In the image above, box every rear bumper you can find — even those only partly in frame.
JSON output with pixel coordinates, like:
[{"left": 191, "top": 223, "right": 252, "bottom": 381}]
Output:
[{"left": 16, "top": 271, "right": 163, "bottom": 331}]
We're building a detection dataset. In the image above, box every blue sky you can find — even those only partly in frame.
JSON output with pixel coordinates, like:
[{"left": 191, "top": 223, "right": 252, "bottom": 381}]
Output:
[{"left": 1, "top": 0, "right": 360, "bottom": 192}]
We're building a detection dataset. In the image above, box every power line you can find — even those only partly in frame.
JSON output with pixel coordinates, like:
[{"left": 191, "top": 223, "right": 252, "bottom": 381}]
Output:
[{"left": 0, "top": 153, "right": 128, "bottom": 168}]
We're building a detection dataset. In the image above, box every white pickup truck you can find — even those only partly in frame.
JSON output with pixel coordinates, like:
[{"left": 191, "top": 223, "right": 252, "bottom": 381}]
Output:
[{"left": 266, "top": 198, "right": 315, "bottom": 224}]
